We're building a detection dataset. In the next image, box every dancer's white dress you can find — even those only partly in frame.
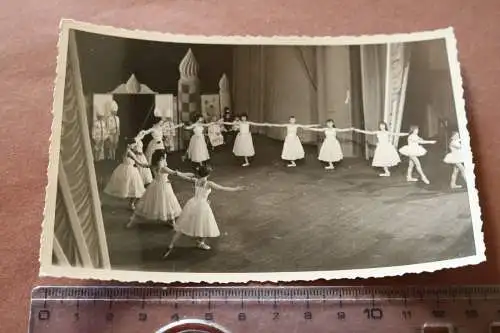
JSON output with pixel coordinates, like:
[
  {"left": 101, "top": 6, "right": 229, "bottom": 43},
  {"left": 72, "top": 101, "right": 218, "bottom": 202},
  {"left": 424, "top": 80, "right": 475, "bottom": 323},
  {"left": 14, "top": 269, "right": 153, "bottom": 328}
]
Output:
[
  {"left": 145, "top": 126, "right": 165, "bottom": 164},
  {"left": 133, "top": 160, "right": 182, "bottom": 222},
  {"left": 399, "top": 134, "right": 427, "bottom": 157},
  {"left": 372, "top": 131, "right": 401, "bottom": 167},
  {"left": 443, "top": 138, "right": 463, "bottom": 164},
  {"left": 281, "top": 124, "right": 305, "bottom": 160},
  {"left": 133, "top": 141, "right": 153, "bottom": 185},
  {"left": 187, "top": 125, "right": 210, "bottom": 162},
  {"left": 104, "top": 150, "right": 146, "bottom": 198},
  {"left": 174, "top": 179, "right": 220, "bottom": 238},
  {"left": 208, "top": 123, "right": 224, "bottom": 147},
  {"left": 318, "top": 128, "right": 343, "bottom": 162},
  {"left": 233, "top": 122, "right": 255, "bottom": 157}
]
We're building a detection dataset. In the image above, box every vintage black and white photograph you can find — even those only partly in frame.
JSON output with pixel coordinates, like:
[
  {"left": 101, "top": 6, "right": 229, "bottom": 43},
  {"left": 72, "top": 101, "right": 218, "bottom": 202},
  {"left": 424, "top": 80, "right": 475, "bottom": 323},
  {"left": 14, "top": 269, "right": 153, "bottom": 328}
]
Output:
[{"left": 40, "top": 20, "right": 485, "bottom": 282}]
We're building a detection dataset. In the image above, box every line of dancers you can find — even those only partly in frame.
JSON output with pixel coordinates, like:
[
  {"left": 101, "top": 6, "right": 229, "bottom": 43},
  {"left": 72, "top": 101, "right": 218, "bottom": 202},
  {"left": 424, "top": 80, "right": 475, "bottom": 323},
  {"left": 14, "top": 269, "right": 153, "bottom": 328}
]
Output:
[{"left": 101, "top": 113, "right": 467, "bottom": 257}]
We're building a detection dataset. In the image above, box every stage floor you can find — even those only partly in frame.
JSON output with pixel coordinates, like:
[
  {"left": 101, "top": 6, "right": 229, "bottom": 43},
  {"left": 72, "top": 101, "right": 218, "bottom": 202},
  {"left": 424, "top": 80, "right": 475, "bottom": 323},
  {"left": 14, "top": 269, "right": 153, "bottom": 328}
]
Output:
[{"left": 99, "top": 135, "right": 476, "bottom": 273}]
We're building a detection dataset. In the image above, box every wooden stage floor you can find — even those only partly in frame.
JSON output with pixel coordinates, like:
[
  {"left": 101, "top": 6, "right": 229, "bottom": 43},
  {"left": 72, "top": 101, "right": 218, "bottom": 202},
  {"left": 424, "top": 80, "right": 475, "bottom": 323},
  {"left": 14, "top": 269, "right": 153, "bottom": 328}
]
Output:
[{"left": 99, "top": 135, "right": 476, "bottom": 273}]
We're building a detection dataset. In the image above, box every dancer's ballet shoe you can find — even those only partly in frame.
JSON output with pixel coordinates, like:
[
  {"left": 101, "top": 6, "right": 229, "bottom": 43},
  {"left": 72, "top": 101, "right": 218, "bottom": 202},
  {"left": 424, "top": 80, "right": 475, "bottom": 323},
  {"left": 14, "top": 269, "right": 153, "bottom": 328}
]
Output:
[
  {"left": 406, "top": 177, "right": 418, "bottom": 182},
  {"left": 163, "top": 248, "right": 174, "bottom": 259},
  {"left": 242, "top": 163, "right": 250, "bottom": 167},
  {"left": 197, "top": 241, "right": 211, "bottom": 250},
  {"left": 287, "top": 164, "right": 296, "bottom": 168},
  {"left": 450, "top": 184, "right": 462, "bottom": 189},
  {"left": 379, "top": 173, "right": 390, "bottom": 177},
  {"left": 324, "top": 166, "right": 334, "bottom": 170},
  {"left": 422, "top": 177, "right": 430, "bottom": 185}
]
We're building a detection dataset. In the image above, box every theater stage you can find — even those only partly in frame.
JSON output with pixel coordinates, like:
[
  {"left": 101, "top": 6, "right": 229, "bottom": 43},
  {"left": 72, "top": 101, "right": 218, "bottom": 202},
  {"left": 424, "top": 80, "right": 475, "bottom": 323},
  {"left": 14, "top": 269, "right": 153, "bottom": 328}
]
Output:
[{"left": 98, "top": 134, "right": 475, "bottom": 273}]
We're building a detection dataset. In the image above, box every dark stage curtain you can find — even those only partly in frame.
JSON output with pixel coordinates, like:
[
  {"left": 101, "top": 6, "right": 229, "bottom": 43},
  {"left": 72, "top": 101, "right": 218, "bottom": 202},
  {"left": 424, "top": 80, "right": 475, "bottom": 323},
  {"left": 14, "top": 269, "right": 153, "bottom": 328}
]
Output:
[{"left": 113, "top": 94, "right": 156, "bottom": 156}]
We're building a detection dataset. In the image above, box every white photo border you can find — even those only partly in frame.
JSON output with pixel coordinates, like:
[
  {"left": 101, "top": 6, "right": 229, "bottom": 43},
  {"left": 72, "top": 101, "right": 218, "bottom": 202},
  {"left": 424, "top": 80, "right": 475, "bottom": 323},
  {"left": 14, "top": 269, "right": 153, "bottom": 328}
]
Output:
[{"left": 39, "top": 19, "right": 485, "bottom": 283}]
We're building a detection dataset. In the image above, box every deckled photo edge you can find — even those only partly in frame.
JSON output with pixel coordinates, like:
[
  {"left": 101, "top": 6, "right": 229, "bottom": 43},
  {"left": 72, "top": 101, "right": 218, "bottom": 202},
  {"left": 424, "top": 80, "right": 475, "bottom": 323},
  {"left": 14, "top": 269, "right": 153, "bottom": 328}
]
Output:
[
  {"left": 444, "top": 33, "right": 486, "bottom": 259},
  {"left": 39, "top": 22, "right": 72, "bottom": 272},
  {"left": 39, "top": 20, "right": 485, "bottom": 283}
]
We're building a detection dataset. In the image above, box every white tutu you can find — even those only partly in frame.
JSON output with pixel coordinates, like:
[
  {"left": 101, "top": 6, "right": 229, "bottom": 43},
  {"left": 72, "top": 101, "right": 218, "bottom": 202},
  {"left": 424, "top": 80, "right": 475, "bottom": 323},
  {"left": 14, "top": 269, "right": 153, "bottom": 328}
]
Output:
[
  {"left": 444, "top": 150, "right": 463, "bottom": 164},
  {"left": 104, "top": 162, "right": 145, "bottom": 199},
  {"left": 372, "top": 142, "right": 401, "bottom": 167},
  {"left": 318, "top": 137, "right": 343, "bottom": 162},
  {"left": 135, "top": 153, "right": 153, "bottom": 184},
  {"left": 188, "top": 135, "right": 210, "bottom": 162},
  {"left": 399, "top": 144, "right": 427, "bottom": 157},
  {"left": 233, "top": 132, "right": 255, "bottom": 157},
  {"left": 281, "top": 135, "right": 305, "bottom": 160},
  {"left": 145, "top": 140, "right": 165, "bottom": 164},
  {"left": 175, "top": 197, "right": 220, "bottom": 237},
  {"left": 134, "top": 175, "right": 182, "bottom": 222}
]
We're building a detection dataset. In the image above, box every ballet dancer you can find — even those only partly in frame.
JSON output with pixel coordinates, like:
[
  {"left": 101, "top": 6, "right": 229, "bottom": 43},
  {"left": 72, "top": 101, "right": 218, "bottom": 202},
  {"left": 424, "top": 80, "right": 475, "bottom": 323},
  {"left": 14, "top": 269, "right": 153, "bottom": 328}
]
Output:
[
  {"left": 265, "top": 116, "right": 319, "bottom": 167},
  {"left": 304, "top": 119, "right": 352, "bottom": 170},
  {"left": 399, "top": 125, "right": 436, "bottom": 184},
  {"left": 132, "top": 135, "right": 153, "bottom": 186},
  {"left": 224, "top": 115, "right": 267, "bottom": 167},
  {"left": 161, "top": 116, "right": 178, "bottom": 152},
  {"left": 184, "top": 116, "right": 211, "bottom": 166},
  {"left": 143, "top": 119, "right": 167, "bottom": 164},
  {"left": 163, "top": 165, "right": 245, "bottom": 257},
  {"left": 353, "top": 122, "right": 408, "bottom": 176},
  {"left": 443, "top": 131, "right": 466, "bottom": 189},
  {"left": 127, "top": 150, "right": 195, "bottom": 228},
  {"left": 104, "top": 138, "right": 148, "bottom": 210}
]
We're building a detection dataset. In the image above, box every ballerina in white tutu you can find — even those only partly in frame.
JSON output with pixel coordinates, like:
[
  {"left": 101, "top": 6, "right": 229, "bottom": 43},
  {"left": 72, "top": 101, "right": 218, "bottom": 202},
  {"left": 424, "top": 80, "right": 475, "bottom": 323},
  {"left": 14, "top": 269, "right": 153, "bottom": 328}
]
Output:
[
  {"left": 184, "top": 116, "right": 211, "bottom": 165},
  {"left": 132, "top": 133, "right": 153, "bottom": 186},
  {"left": 399, "top": 125, "right": 436, "bottom": 184},
  {"left": 127, "top": 150, "right": 195, "bottom": 228},
  {"left": 304, "top": 119, "right": 352, "bottom": 170},
  {"left": 265, "top": 116, "right": 318, "bottom": 167},
  {"left": 163, "top": 165, "right": 245, "bottom": 257},
  {"left": 143, "top": 119, "right": 166, "bottom": 164},
  {"left": 353, "top": 122, "right": 408, "bottom": 176},
  {"left": 104, "top": 138, "right": 149, "bottom": 210},
  {"left": 444, "top": 131, "right": 466, "bottom": 189},
  {"left": 223, "top": 114, "right": 268, "bottom": 167}
]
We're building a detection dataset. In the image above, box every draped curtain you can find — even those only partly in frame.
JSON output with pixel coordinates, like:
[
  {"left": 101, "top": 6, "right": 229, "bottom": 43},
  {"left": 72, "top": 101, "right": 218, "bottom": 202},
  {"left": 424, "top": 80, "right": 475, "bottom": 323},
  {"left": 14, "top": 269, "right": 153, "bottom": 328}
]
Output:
[
  {"left": 51, "top": 30, "right": 111, "bottom": 269},
  {"left": 360, "top": 45, "right": 386, "bottom": 158},
  {"left": 360, "top": 43, "right": 411, "bottom": 156}
]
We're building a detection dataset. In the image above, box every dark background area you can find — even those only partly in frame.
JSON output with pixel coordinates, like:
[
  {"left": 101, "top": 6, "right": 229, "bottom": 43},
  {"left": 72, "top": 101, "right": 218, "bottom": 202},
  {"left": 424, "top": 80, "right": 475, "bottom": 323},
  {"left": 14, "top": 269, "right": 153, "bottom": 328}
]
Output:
[{"left": 74, "top": 30, "right": 234, "bottom": 95}]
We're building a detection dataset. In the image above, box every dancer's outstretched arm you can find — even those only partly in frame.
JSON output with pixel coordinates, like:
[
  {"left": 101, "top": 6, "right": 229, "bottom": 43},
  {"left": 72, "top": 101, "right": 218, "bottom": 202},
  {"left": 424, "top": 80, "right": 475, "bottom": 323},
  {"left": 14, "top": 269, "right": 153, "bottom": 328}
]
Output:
[
  {"left": 127, "top": 150, "right": 149, "bottom": 168},
  {"left": 388, "top": 131, "right": 409, "bottom": 137},
  {"left": 262, "top": 122, "right": 287, "bottom": 128},
  {"left": 172, "top": 123, "right": 184, "bottom": 129},
  {"left": 336, "top": 127, "right": 354, "bottom": 133},
  {"left": 208, "top": 181, "right": 245, "bottom": 192},
  {"left": 297, "top": 124, "right": 320, "bottom": 129},
  {"left": 303, "top": 127, "right": 325, "bottom": 132},
  {"left": 160, "top": 166, "right": 195, "bottom": 180},
  {"left": 420, "top": 138, "right": 437, "bottom": 144},
  {"left": 353, "top": 128, "right": 376, "bottom": 135}
]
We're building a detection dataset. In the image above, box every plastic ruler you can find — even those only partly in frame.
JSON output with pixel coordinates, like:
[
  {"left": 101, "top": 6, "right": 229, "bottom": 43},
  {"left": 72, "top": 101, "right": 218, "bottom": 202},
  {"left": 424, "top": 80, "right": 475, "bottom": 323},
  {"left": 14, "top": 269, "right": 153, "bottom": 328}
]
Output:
[{"left": 29, "top": 286, "right": 500, "bottom": 332}]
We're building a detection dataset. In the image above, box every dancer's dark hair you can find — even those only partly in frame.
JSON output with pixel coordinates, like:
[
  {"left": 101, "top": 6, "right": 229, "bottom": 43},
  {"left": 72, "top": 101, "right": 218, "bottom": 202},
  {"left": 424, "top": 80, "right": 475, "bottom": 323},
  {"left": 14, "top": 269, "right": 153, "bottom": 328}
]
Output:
[
  {"left": 379, "top": 121, "right": 388, "bottom": 130},
  {"left": 151, "top": 149, "right": 167, "bottom": 167},
  {"left": 326, "top": 119, "right": 335, "bottom": 127},
  {"left": 195, "top": 164, "right": 212, "bottom": 178}
]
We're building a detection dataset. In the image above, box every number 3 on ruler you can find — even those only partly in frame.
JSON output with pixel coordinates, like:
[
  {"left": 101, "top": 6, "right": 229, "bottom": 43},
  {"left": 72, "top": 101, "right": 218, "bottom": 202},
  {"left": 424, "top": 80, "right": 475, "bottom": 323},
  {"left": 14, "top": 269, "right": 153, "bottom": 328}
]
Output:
[{"left": 364, "top": 308, "right": 384, "bottom": 320}]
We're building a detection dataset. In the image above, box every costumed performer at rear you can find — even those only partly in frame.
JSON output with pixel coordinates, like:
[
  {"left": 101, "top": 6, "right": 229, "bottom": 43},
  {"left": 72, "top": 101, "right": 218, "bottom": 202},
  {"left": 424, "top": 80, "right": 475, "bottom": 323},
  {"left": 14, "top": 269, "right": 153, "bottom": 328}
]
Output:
[
  {"left": 91, "top": 113, "right": 109, "bottom": 190},
  {"left": 353, "top": 122, "right": 408, "bottom": 176},
  {"left": 223, "top": 114, "right": 268, "bottom": 167},
  {"left": 207, "top": 115, "right": 225, "bottom": 150},
  {"left": 163, "top": 164, "right": 245, "bottom": 257},
  {"left": 443, "top": 131, "right": 466, "bottom": 189},
  {"left": 184, "top": 116, "right": 211, "bottom": 166},
  {"left": 304, "top": 119, "right": 352, "bottom": 170},
  {"left": 265, "top": 116, "right": 319, "bottom": 167},
  {"left": 127, "top": 149, "right": 195, "bottom": 228},
  {"left": 399, "top": 125, "right": 436, "bottom": 184},
  {"left": 161, "top": 116, "right": 178, "bottom": 152},
  {"left": 105, "top": 100, "right": 120, "bottom": 160},
  {"left": 104, "top": 138, "right": 148, "bottom": 210}
]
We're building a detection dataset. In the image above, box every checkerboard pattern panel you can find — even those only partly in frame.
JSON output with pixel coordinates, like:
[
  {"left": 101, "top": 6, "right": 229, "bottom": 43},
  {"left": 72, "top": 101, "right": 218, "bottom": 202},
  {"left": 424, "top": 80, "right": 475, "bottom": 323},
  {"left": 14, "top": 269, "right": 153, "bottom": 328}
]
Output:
[{"left": 178, "top": 82, "right": 201, "bottom": 149}]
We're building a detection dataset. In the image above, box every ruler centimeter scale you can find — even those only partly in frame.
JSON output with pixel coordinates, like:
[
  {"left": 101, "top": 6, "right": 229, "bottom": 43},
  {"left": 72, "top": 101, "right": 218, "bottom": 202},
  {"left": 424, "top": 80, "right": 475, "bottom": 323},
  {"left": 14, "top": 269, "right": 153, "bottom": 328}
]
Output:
[{"left": 30, "top": 286, "right": 500, "bottom": 333}]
